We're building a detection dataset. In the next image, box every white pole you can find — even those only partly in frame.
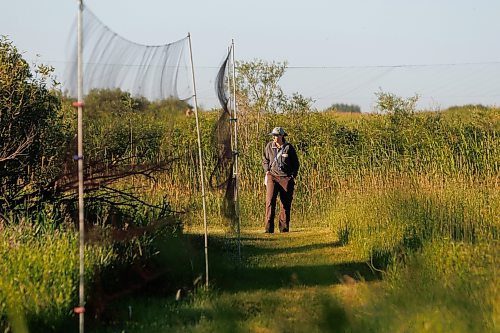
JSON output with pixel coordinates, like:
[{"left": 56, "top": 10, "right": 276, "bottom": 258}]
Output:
[
  {"left": 231, "top": 40, "right": 241, "bottom": 260},
  {"left": 76, "top": 1, "right": 85, "bottom": 332},
  {"left": 187, "top": 33, "right": 209, "bottom": 288}
]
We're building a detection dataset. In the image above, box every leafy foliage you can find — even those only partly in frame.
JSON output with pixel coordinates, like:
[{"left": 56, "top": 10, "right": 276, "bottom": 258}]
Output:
[
  {"left": 0, "top": 37, "right": 71, "bottom": 212},
  {"left": 235, "top": 59, "right": 312, "bottom": 114},
  {"left": 81, "top": 88, "right": 192, "bottom": 162},
  {"left": 82, "top": 88, "right": 192, "bottom": 119},
  {"left": 325, "top": 103, "right": 361, "bottom": 113}
]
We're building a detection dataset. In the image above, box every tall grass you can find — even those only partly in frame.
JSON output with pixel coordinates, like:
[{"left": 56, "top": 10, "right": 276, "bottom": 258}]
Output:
[
  {"left": 119, "top": 105, "right": 498, "bottom": 229},
  {"left": 348, "top": 240, "right": 498, "bottom": 332},
  {"left": 0, "top": 222, "right": 116, "bottom": 332},
  {"left": 0, "top": 208, "right": 183, "bottom": 331},
  {"left": 323, "top": 173, "right": 498, "bottom": 331},
  {"left": 327, "top": 176, "right": 498, "bottom": 252}
]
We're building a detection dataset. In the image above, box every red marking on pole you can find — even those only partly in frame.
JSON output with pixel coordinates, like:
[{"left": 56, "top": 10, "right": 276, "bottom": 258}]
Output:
[
  {"left": 72, "top": 101, "right": 84, "bottom": 108},
  {"left": 74, "top": 306, "right": 85, "bottom": 314}
]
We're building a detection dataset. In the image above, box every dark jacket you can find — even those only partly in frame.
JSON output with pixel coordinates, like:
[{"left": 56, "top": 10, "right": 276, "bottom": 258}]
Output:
[{"left": 262, "top": 141, "right": 300, "bottom": 178}]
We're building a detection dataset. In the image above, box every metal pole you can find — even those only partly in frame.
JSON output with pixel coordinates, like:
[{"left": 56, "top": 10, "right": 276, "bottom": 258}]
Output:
[
  {"left": 231, "top": 40, "right": 241, "bottom": 260},
  {"left": 187, "top": 33, "right": 209, "bottom": 288},
  {"left": 77, "top": 1, "right": 85, "bottom": 332}
]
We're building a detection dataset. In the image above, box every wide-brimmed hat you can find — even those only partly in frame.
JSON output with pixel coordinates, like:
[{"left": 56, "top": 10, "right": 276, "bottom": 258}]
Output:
[{"left": 269, "top": 127, "right": 287, "bottom": 136}]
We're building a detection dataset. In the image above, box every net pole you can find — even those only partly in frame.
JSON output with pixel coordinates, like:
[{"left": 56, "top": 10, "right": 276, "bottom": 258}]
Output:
[
  {"left": 188, "top": 33, "right": 209, "bottom": 288},
  {"left": 231, "top": 40, "right": 241, "bottom": 261},
  {"left": 77, "top": 0, "right": 85, "bottom": 332},
  {"left": 226, "top": 47, "right": 233, "bottom": 154}
]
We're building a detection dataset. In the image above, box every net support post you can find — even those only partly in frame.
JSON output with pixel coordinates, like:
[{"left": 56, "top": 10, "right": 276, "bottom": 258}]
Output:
[{"left": 188, "top": 32, "right": 210, "bottom": 289}]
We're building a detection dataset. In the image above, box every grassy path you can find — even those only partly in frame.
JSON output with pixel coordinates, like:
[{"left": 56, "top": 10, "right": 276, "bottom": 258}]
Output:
[{"left": 94, "top": 227, "right": 381, "bottom": 333}]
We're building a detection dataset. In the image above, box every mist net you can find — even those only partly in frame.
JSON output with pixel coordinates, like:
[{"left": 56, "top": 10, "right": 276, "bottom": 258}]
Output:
[
  {"left": 211, "top": 48, "right": 237, "bottom": 223},
  {"left": 64, "top": 5, "right": 192, "bottom": 101}
]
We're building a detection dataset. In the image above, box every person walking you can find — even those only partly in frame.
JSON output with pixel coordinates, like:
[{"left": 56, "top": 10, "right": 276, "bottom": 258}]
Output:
[{"left": 262, "top": 127, "right": 300, "bottom": 233}]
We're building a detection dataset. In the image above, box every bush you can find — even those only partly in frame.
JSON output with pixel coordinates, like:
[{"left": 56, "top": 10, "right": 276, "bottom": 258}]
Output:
[{"left": 0, "top": 37, "right": 71, "bottom": 213}]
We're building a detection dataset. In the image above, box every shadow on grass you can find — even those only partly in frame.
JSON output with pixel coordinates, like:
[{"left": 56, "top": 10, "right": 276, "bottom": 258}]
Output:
[
  {"left": 211, "top": 262, "right": 379, "bottom": 292},
  {"left": 90, "top": 231, "right": 379, "bottom": 331},
  {"left": 185, "top": 234, "right": 380, "bottom": 292},
  {"left": 241, "top": 240, "right": 343, "bottom": 256}
]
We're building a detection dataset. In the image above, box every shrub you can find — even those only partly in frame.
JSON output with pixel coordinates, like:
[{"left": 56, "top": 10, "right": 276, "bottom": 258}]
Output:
[{"left": 0, "top": 37, "right": 71, "bottom": 213}]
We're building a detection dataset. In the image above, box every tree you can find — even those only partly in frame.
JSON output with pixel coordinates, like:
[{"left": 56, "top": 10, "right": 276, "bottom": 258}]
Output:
[
  {"left": 0, "top": 36, "right": 70, "bottom": 211},
  {"left": 236, "top": 59, "right": 286, "bottom": 114},
  {"left": 325, "top": 103, "right": 361, "bottom": 113},
  {"left": 281, "top": 92, "right": 314, "bottom": 114},
  {"left": 0, "top": 38, "right": 174, "bottom": 223},
  {"left": 235, "top": 59, "right": 313, "bottom": 114},
  {"left": 375, "top": 91, "right": 419, "bottom": 126},
  {"left": 83, "top": 88, "right": 147, "bottom": 119},
  {"left": 375, "top": 91, "right": 418, "bottom": 115}
]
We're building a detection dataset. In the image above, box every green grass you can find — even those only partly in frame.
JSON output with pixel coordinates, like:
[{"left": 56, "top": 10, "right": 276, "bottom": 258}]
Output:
[
  {"left": 0, "top": 224, "right": 117, "bottom": 332},
  {"left": 92, "top": 214, "right": 498, "bottom": 333},
  {"left": 91, "top": 228, "right": 378, "bottom": 333}
]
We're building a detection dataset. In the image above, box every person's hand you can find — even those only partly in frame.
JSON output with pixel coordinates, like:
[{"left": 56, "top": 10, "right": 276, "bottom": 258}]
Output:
[{"left": 266, "top": 171, "right": 271, "bottom": 175}]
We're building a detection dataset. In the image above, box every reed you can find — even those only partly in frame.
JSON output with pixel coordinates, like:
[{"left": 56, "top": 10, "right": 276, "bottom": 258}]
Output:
[{"left": 105, "top": 105, "right": 497, "bottom": 230}]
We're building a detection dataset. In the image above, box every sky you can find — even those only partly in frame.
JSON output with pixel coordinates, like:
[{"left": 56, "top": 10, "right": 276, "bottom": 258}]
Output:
[{"left": 2, "top": 0, "right": 500, "bottom": 112}]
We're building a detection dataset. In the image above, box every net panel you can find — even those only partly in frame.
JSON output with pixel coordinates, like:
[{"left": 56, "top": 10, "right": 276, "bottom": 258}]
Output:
[
  {"left": 211, "top": 48, "right": 237, "bottom": 226},
  {"left": 65, "top": 5, "right": 191, "bottom": 101}
]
